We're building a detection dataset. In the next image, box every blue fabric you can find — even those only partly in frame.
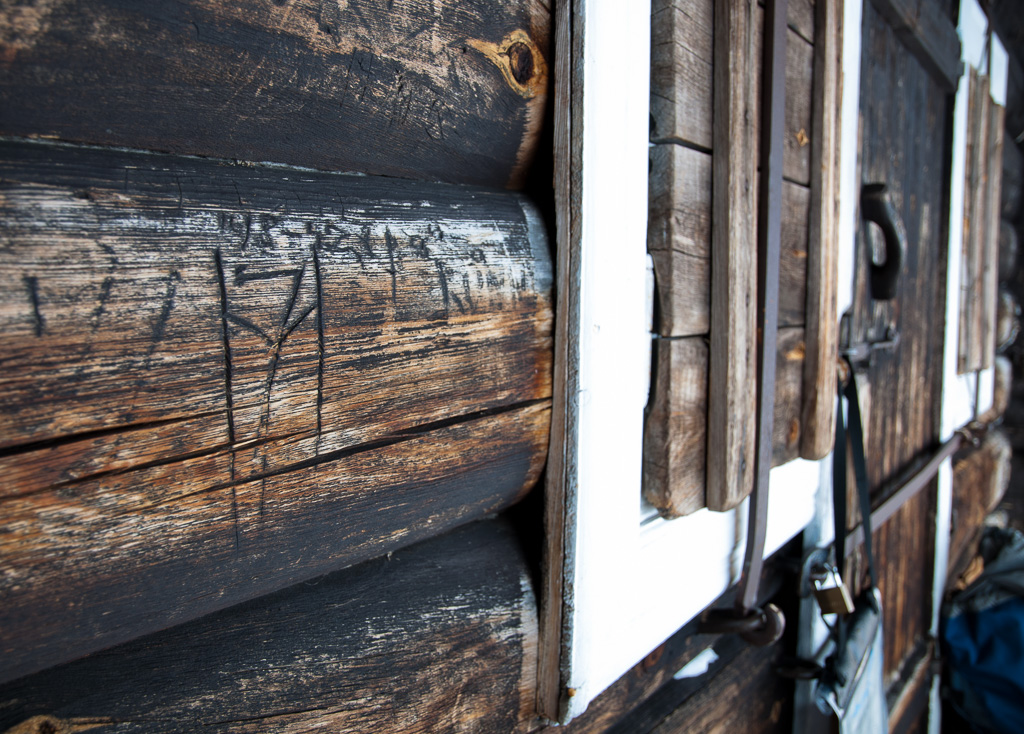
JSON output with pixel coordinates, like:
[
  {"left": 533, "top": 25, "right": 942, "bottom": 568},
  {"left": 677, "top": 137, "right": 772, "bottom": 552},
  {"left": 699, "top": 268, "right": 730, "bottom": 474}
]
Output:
[{"left": 944, "top": 596, "right": 1024, "bottom": 734}]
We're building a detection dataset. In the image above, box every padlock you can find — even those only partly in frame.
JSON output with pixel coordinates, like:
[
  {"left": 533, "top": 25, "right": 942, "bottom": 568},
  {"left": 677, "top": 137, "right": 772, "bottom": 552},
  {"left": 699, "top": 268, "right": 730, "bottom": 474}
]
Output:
[{"left": 812, "top": 566, "right": 854, "bottom": 615}]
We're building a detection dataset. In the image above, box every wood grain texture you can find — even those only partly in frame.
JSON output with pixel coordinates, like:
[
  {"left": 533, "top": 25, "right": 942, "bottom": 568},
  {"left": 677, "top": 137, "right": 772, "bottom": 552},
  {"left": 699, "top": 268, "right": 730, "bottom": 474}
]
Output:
[
  {"left": 850, "top": 0, "right": 951, "bottom": 683},
  {"left": 648, "top": 145, "right": 809, "bottom": 337},
  {"left": 641, "top": 641, "right": 793, "bottom": 734},
  {"left": 948, "top": 430, "right": 1011, "bottom": 579},
  {"left": 643, "top": 328, "right": 805, "bottom": 518},
  {"left": 800, "top": 0, "right": 841, "bottom": 460},
  {"left": 867, "top": 0, "right": 961, "bottom": 93},
  {"left": 707, "top": 0, "right": 758, "bottom": 512},
  {"left": 981, "top": 100, "right": 1006, "bottom": 370},
  {"left": 0, "top": 141, "right": 553, "bottom": 684},
  {"left": 538, "top": 0, "right": 577, "bottom": 720},
  {"left": 0, "top": 0, "right": 550, "bottom": 188},
  {"left": 0, "top": 519, "right": 541, "bottom": 734},
  {"left": 650, "top": 0, "right": 814, "bottom": 185},
  {"left": 959, "top": 69, "right": 991, "bottom": 374},
  {"left": 887, "top": 643, "right": 933, "bottom": 734}
]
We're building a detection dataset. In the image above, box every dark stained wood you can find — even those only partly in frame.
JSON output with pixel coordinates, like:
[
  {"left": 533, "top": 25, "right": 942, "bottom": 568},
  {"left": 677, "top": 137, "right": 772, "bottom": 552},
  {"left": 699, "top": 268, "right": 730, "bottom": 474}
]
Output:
[
  {"left": 708, "top": 0, "right": 759, "bottom": 512},
  {"left": 868, "top": 0, "right": 962, "bottom": 93},
  {"left": 640, "top": 642, "right": 792, "bottom": 734},
  {"left": 0, "top": 141, "right": 553, "bottom": 684},
  {"left": 800, "top": 0, "right": 841, "bottom": 460},
  {"left": 850, "top": 0, "right": 951, "bottom": 685},
  {"left": 887, "top": 643, "right": 933, "bottom": 734},
  {"left": 647, "top": 144, "right": 809, "bottom": 337},
  {"left": 643, "top": 327, "right": 805, "bottom": 518},
  {"left": 0, "top": 519, "right": 542, "bottom": 734},
  {"left": 650, "top": 0, "right": 816, "bottom": 185},
  {"left": 0, "top": 0, "right": 551, "bottom": 189},
  {"left": 538, "top": 0, "right": 578, "bottom": 720},
  {"left": 949, "top": 430, "right": 1011, "bottom": 579}
]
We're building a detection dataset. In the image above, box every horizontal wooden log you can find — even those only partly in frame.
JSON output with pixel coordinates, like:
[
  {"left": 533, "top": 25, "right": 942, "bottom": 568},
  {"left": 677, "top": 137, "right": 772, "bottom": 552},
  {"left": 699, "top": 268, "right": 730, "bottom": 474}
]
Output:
[
  {"left": 0, "top": 518, "right": 539, "bottom": 734},
  {"left": 648, "top": 144, "right": 809, "bottom": 337},
  {"left": 650, "top": 0, "right": 815, "bottom": 185},
  {"left": 0, "top": 141, "right": 553, "bottom": 683},
  {"left": 0, "top": 0, "right": 550, "bottom": 188},
  {"left": 643, "top": 327, "right": 805, "bottom": 518}
]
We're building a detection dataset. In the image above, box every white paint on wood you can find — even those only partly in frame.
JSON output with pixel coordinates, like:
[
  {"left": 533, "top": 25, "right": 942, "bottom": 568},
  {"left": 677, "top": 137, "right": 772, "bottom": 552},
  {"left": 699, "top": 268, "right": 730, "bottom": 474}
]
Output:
[
  {"left": 559, "top": 0, "right": 826, "bottom": 721},
  {"left": 991, "top": 36, "right": 1008, "bottom": 108},
  {"left": 836, "top": 0, "right": 864, "bottom": 320}
]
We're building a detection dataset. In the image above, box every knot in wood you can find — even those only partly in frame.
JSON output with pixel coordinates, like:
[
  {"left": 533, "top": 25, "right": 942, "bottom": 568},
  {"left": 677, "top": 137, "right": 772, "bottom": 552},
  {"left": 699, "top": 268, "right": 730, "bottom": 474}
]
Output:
[{"left": 506, "top": 41, "right": 534, "bottom": 84}]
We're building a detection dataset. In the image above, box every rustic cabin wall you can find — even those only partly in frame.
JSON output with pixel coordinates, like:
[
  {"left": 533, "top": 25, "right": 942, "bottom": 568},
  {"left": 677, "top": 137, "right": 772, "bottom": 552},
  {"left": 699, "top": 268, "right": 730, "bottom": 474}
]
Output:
[
  {"left": 0, "top": 0, "right": 558, "bottom": 714},
  {"left": 0, "top": 141, "right": 554, "bottom": 682},
  {"left": 0, "top": 0, "right": 551, "bottom": 189},
  {"left": 0, "top": 519, "right": 543, "bottom": 734}
]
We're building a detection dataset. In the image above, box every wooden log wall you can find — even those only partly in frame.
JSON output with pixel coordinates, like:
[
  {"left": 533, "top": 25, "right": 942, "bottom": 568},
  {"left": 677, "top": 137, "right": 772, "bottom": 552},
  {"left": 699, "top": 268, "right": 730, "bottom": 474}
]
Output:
[
  {"left": 645, "top": 0, "right": 840, "bottom": 517},
  {"left": 0, "top": 519, "right": 542, "bottom": 734},
  {"left": 0, "top": 0, "right": 551, "bottom": 189},
  {"left": 0, "top": 140, "right": 554, "bottom": 684}
]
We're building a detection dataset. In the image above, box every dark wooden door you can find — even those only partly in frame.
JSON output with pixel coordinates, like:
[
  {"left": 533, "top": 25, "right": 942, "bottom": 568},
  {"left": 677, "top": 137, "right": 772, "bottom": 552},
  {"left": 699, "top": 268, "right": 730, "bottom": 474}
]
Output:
[{"left": 850, "top": 0, "right": 959, "bottom": 727}]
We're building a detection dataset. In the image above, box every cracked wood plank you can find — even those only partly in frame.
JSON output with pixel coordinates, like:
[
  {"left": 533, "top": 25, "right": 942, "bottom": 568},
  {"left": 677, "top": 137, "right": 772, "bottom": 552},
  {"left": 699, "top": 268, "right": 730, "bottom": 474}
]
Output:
[
  {"left": 643, "top": 327, "right": 806, "bottom": 518},
  {"left": 0, "top": 140, "right": 554, "bottom": 684},
  {"left": 0, "top": 0, "right": 550, "bottom": 189},
  {"left": 0, "top": 519, "right": 541, "bottom": 734}
]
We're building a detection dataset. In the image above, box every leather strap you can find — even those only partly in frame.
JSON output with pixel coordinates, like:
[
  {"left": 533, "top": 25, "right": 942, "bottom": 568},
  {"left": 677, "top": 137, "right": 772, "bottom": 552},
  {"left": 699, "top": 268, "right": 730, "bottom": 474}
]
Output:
[{"left": 833, "top": 365, "right": 879, "bottom": 597}]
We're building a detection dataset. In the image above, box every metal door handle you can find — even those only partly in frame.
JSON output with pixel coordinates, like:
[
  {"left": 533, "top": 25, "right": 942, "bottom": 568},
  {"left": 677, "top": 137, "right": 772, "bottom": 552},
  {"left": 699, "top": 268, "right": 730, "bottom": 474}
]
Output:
[{"left": 861, "top": 183, "right": 905, "bottom": 301}]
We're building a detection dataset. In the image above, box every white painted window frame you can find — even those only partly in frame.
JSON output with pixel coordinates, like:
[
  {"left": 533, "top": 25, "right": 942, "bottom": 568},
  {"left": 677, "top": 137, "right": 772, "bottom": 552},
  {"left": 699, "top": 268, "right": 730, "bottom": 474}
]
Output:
[{"left": 557, "top": 0, "right": 847, "bottom": 720}]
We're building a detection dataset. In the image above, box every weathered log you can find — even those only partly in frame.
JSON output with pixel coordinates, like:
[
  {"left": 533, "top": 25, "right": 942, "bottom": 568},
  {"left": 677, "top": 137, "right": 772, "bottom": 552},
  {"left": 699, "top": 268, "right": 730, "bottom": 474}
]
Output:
[
  {"left": 0, "top": 519, "right": 540, "bottom": 734},
  {"left": 0, "top": 140, "right": 553, "bottom": 683},
  {"left": 0, "top": 0, "right": 550, "bottom": 188},
  {"left": 643, "top": 327, "right": 805, "bottom": 518}
]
